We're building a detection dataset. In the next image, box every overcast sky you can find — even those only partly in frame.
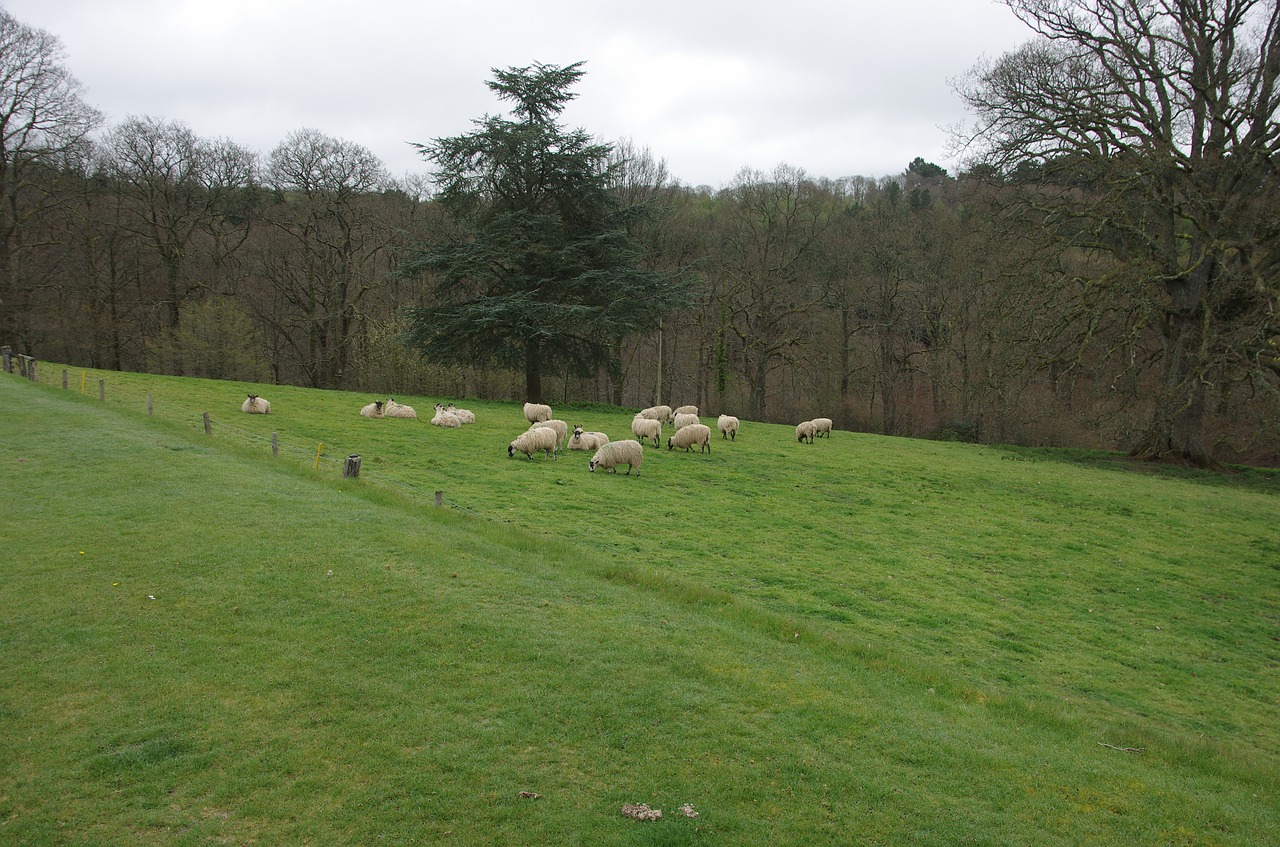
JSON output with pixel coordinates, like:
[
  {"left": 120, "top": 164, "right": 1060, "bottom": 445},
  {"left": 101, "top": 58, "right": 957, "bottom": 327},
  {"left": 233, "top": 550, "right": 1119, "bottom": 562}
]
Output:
[{"left": 6, "top": 0, "right": 1035, "bottom": 189}]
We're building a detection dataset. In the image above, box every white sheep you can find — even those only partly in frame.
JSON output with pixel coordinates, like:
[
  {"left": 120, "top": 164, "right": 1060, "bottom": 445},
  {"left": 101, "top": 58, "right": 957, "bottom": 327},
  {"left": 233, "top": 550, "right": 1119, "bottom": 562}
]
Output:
[
  {"left": 631, "top": 415, "right": 662, "bottom": 447},
  {"left": 668, "top": 423, "right": 712, "bottom": 453},
  {"left": 796, "top": 420, "right": 818, "bottom": 443},
  {"left": 529, "top": 418, "right": 568, "bottom": 449},
  {"left": 384, "top": 398, "right": 418, "bottom": 419},
  {"left": 717, "top": 414, "right": 740, "bottom": 440},
  {"left": 523, "top": 402, "right": 553, "bottom": 424},
  {"left": 568, "top": 426, "right": 610, "bottom": 451},
  {"left": 446, "top": 403, "right": 475, "bottom": 424},
  {"left": 360, "top": 400, "right": 384, "bottom": 418},
  {"left": 589, "top": 440, "right": 644, "bottom": 475},
  {"left": 509, "top": 426, "right": 558, "bottom": 460},
  {"left": 811, "top": 417, "right": 833, "bottom": 438},
  {"left": 242, "top": 394, "right": 270, "bottom": 414},
  {"left": 673, "top": 412, "right": 700, "bottom": 431},
  {"left": 674, "top": 405, "right": 698, "bottom": 417},
  {"left": 637, "top": 404, "right": 673, "bottom": 423},
  {"left": 431, "top": 404, "right": 462, "bottom": 428}
]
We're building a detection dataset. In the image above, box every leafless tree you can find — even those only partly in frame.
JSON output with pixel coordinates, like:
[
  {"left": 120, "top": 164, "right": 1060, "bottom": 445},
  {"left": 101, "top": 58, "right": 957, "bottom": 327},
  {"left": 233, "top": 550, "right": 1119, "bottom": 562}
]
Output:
[
  {"left": 956, "top": 0, "right": 1280, "bottom": 465},
  {"left": 0, "top": 8, "right": 102, "bottom": 348}
]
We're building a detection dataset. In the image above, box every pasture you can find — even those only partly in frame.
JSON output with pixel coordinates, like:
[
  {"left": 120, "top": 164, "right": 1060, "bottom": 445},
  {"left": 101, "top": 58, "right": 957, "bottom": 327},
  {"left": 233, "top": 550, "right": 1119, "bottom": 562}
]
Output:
[{"left": 2, "top": 368, "right": 1277, "bottom": 845}]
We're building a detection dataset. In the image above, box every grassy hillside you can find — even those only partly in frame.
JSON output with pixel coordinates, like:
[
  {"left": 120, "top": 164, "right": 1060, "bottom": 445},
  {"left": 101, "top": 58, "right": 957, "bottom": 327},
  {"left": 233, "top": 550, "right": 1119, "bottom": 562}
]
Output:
[{"left": 2, "top": 370, "right": 1276, "bottom": 845}]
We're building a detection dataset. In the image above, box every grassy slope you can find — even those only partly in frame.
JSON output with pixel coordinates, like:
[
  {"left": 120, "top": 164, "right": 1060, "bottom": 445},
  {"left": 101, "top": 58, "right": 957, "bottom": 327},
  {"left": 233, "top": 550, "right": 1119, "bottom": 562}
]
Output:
[{"left": 1, "top": 371, "right": 1276, "bottom": 845}]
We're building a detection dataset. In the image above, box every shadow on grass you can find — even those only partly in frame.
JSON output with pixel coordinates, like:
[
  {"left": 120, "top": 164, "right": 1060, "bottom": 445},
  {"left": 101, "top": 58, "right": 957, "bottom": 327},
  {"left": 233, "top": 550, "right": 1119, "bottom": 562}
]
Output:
[{"left": 990, "top": 444, "right": 1280, "bottom": 495}]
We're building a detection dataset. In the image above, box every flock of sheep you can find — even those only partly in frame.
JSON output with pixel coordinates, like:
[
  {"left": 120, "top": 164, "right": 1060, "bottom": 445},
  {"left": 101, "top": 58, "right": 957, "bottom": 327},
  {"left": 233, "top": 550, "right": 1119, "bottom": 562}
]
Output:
[{"left": 240, "top": 392, "right": 832, "bottom": 479}]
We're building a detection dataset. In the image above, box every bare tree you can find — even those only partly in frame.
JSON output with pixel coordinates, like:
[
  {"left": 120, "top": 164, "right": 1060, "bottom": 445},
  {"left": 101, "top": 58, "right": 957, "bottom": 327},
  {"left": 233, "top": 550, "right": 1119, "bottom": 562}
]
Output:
[
  {"left": 957, "top": 0, "right": 1280, "bottom": 466},
  {"left": 0, "top": 8, "right": 101, "bottom": 347}
]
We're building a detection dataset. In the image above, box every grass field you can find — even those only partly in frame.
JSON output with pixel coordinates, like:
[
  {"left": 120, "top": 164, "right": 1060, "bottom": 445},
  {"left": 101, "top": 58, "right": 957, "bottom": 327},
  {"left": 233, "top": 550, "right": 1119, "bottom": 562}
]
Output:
[{"left": 2, "top": 368, "right": 1277, "bottom": 845}]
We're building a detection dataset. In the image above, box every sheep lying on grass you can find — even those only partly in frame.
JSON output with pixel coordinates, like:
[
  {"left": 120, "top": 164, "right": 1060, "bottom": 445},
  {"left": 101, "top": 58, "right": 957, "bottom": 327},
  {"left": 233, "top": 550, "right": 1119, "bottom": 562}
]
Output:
[
  {"left": 242, "top": 394, "right": 270, "bottom": 414},
  {"left": 530, "top": 418, "right": 568, "bottom": 450},
  {"left": 631, "top": 415, "right": 662, "bottom": 447},
  {"left": 446, "top": 403, "right": 475, "bottom": 424},
  {"left": 509, "top": 426, "right": 558, "bottom": 460},
  {"left": 360, "top": 400, "right": 384, "bottom": 418},
  {"left": 637, "top": 404, "right": 672, "bottom": 423},
  {"left": 524, "top": 402, "right": 553, "bottom": 424},
  {"left": 589, "top": 440, "right": 644, "bottom": 475},
  {"left": 669, "top": 423, "right": 712, "bottom": 453},
  {"left": 568, "top": 426, "right": 610, "bottom": 451},
  {"left": 717, "top": 414, "right": 739, "bottom": 440},
  {"left": 796, "top": 420, "right": 817, "bottom": 443},
  {"left": 673, "top": 412, "right": 700, "bottom": 431},
  {"left": 811, "top": 417, "right": 833, "bottom": 438},
  {"left": 384, "top": 398, "right": 418, "bottom": 419},
  {"left": 431, "top": 404, "right": 462, "bottom": 428}
]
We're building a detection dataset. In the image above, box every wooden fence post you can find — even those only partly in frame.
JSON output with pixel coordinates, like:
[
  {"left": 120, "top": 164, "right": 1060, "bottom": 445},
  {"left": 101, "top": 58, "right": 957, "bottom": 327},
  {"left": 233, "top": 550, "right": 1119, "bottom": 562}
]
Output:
[
  {"left": 28, "top": 358, "right": 36, "bottom": 382},
  {"left": 147, "top": 393, "right": 153, "bottom": 416},
  {"left": 98, "top": 379, "right": 105, "bottom": 401},
  {"left": 203, "top": 412, "right": 211, "bottom": 436},
  {"left": 435, "top": 490, "right": 444, "bottom": 508},
  {"left": 62, "top": 369, "right": 69, "bottom": 389},
  {"left": 1, "top": 346, "right": 10, "bottom": 372},
  {"left": 343, "top": 455, "right": 361, "bottom": 478}
]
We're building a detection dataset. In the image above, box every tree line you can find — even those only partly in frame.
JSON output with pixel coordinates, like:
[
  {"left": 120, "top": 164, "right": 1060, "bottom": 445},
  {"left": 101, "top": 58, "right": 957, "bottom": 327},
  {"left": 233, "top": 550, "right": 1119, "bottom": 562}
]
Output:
[{"left": 2, "top": 2, "right": 1276, "bottom": 467}]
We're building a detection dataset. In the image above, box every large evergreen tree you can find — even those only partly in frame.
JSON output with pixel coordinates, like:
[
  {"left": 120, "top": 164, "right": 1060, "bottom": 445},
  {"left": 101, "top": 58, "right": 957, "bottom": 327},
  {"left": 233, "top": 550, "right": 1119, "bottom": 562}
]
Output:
[{"left": 401, "top": 62, "right": 684, "bottom": 403}]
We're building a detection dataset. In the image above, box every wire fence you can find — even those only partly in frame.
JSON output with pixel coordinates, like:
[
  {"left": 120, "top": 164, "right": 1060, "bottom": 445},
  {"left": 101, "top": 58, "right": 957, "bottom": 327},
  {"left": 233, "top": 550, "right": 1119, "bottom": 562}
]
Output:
[{"left": 6, "top": 352, "right": 508, "bottom": 525}]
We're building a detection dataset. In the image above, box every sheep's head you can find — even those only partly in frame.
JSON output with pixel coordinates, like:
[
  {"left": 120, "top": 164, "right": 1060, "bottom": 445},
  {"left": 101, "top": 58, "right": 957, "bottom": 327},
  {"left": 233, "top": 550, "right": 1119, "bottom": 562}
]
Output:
[
  {"left": 508, "top": 444, "right": 516, "bottom": 458},
  {"left": 588, "top": 459, "right": 598, "bottom": 472},
  {"left": 247, "top": 394, "right": 257, "bottom": 401},
  {"left": 666, "top": 438, "right": 674, "bottom": 450},
  {"left": 374, "top": 401, "right": 383, "bottom": 412}
]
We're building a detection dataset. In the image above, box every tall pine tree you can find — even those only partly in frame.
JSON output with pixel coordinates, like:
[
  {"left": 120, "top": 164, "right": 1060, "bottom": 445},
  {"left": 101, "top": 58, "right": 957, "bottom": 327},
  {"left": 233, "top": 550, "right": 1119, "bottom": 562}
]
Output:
[{"left": 402, "top": 62, "right": 684, "bottom": 403}]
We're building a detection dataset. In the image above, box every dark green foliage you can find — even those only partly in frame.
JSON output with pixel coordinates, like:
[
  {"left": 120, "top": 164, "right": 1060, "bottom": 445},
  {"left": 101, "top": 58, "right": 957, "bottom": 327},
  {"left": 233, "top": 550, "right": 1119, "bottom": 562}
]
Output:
[{"left": 402, "top": 62, "right": 685, "bottom": 402}]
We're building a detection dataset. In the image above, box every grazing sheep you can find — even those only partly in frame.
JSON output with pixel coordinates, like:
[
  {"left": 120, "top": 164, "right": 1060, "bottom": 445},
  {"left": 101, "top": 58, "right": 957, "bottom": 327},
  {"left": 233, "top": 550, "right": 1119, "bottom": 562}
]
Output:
[
  {"left": 242, "top": 394, "right": 270, "bottom": 414},
  {"left": 568, "top": 426, "right": 610, "bottom": 451},
  {"left": 384, "top": 398, "right": 418, "bottom": 419},
  {"left": 717, "top": 414, "right": 740, "bottom": 440},
  {"left": 523, "top": 402, "right": 553, "bottom": 424},
  {"left": 631, "top": 415, "right": 663, "bottom": 447},
  {"left": 811, "top": 417, "right": 833, "bottom": 438},
  {"left": 529, "top": 418, "right": 568, "bottom": 450},
  {"left": 673, "top": 412, "right": 700, "bottom": 431},
  {"left": 668, "top": 423, "right": 712, "bottom": 453},
  {"left": 796, "top": 420, "right": 818, "bottom": 443},
  {"left": 637, "top": 404, "right": 673, "bottom": 423},
  {"left": 509, "top": 426, "right": 558, "bottom": 460},
  {"left": 674, "top": 405, "right": 698, "bottom": 417},
  {"left": 589, "top": 440, "right": 644, "bottom": 475},
  {"left": 446, "top": 403, "right": 475, "bottom": 424},
  {"left": 360, "top": 400, "right": 384, "bottom": 418},
  {"left": 431, "top": 404, "right": 462, "bottom": 428}
]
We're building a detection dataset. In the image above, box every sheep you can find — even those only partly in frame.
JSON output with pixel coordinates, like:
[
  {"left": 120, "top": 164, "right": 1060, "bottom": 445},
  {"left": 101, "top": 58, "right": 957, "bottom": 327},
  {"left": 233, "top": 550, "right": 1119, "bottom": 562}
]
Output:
[
  {"left": 668, "top": 423, "right": 712, "bottom": 453},
  {"left": 568, "top": 426, "right": 610, "bottom": 451},
  {"left": 674, "top": 405, "right": 698, "bottom": 417},
  {"left": 631, "top": 415, "right": 662, "bottom": 447},
  {"left": 529, "top": 418, "right": 568, "bottom": 449},
  {"left": 673, "top": 412, "right": 700, "bottom": 431},
  {"left": 446, "top": 403, "right": 475, "bottom": 424},
  {"left": 431, "top": 404, "right": 462, "bottom": 428},
  {"left": 360, "top": 400, "right": 384, "bottom": 418},
  {"left": 242, "top": 394, "right": 270, "bottom": 414},
  {"left": 811, "top": 417, "right": 833, "bottom": 438},
  {"left": 509, "top": 426, "right": 558, "bottom": 460},
  {"left": 796, "top": 420, "right": 817, "bottom": 443},
  {"left": 717, "top": 414, "right": 740, "bottom": 440},
  {"left": 589, "top": 440, "right": 644, "bottom": 475},
  {"left": 523, "top": 402, "right": 553, "bottom": 424},
  {"left": 637, "top": 404, "right": 673, "bottom": 423},
  {"left": 383, "top": 398, "right": 418, "bottom": 419}
]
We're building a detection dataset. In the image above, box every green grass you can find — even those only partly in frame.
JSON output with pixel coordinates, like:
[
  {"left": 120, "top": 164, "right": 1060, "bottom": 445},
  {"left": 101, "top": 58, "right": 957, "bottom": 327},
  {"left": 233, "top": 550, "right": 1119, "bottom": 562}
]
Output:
[{"left": 2, "top": 368, "right": 1277, "bottom": 845}]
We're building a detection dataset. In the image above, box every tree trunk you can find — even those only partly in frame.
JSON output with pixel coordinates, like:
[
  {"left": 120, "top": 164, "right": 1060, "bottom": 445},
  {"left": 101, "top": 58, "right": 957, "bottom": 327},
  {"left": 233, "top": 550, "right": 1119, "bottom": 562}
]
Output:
[
  {"left": 1128, "top": 258, "right": 1218, "bottom": 467},
  {"left": 525, "top": 337, "right": 542, "bottom": 403}
]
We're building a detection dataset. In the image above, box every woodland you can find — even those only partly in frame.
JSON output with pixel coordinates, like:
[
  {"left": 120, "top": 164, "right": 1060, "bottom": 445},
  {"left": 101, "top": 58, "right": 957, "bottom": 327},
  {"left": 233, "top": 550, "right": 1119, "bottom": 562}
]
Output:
[{"left": 2, "top": 1, "right": 1277, "bottom": 467}]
